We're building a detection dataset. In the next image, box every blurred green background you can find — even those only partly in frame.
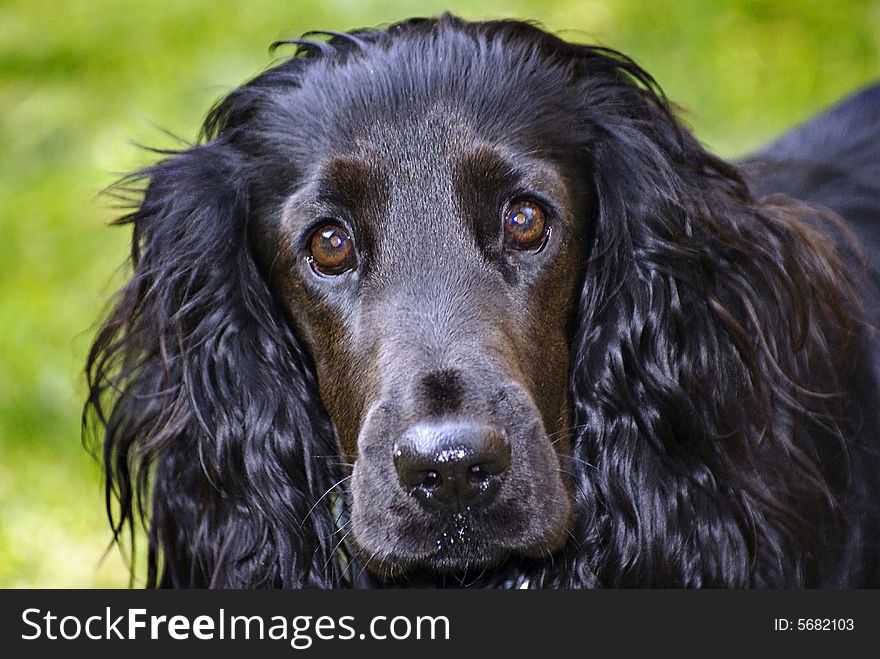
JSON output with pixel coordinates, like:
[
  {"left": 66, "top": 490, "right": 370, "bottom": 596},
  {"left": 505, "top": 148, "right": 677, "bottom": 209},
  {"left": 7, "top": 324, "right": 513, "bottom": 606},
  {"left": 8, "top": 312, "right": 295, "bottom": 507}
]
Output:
[{"left": 1, "top": 0, "right": 878, "bottom": 588}]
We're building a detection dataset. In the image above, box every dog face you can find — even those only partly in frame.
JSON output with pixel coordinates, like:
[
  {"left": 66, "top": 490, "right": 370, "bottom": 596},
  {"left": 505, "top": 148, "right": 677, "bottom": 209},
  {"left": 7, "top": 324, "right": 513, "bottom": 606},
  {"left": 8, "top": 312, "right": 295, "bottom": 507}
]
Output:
[{"left": 249, "top": 46, "right": 591, "bottom": 575}]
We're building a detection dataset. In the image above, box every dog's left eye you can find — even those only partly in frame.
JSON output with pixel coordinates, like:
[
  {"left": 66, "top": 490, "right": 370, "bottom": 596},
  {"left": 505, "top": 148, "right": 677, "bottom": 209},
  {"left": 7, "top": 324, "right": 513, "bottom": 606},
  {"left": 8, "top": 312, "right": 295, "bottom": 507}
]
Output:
[
  {"left": 503, "top": 200, "right": 548, "bottom": 251},
  {"left": 308, "top": 223, "right": 356, "bottom": 276}
]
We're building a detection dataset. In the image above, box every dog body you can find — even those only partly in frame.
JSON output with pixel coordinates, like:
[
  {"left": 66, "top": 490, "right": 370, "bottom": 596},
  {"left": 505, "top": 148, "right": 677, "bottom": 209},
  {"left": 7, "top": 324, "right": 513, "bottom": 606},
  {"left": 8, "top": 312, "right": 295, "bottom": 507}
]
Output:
[{"left": 87, "top": 16, "right": 880, "bottom": 588}]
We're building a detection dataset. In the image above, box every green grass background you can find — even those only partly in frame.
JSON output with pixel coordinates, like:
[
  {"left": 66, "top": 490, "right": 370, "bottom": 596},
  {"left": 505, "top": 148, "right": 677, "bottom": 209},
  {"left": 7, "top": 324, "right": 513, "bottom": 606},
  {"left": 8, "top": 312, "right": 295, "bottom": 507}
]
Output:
[{"left": 1, "top": 0, "right": 878, "bottom": 588}]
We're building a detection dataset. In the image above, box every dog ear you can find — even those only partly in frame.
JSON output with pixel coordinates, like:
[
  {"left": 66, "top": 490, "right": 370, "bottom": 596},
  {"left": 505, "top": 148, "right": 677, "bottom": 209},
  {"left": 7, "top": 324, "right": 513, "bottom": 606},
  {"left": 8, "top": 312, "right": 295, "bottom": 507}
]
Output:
[
  {"left": 562, "top": 49, "right": 862, "bottom": 587},
  {"left": 85, "top": 140, "right": 344, "bottom": 587}
]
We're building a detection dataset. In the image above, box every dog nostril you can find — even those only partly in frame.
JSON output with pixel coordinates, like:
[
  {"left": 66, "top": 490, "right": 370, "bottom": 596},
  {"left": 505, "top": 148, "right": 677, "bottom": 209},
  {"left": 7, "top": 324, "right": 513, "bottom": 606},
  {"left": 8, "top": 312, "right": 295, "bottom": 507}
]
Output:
[
  {"left": 468, "top": 463, "right": 488, "bottom": 482},
  {"left": 422, "top": 470, "right": 442, "bottom": 488}
]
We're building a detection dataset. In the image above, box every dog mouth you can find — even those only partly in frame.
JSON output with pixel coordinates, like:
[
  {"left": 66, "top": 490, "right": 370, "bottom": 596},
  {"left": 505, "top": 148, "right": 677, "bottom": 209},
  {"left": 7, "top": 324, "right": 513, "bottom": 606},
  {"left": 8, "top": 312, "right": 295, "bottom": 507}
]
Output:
[
  {"left": 343, "top": 482, "right": 574, "bottom": 583},
  {"left": 349, "top": 511, "right": 539, "bottom": 581}
]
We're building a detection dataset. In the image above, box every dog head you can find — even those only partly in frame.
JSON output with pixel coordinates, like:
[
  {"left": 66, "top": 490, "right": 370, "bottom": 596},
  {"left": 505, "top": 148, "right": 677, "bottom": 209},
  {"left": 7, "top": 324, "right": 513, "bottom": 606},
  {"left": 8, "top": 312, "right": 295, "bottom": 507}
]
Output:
[{"left": 244, "top": 25, "right": 602, "bottom": 575}]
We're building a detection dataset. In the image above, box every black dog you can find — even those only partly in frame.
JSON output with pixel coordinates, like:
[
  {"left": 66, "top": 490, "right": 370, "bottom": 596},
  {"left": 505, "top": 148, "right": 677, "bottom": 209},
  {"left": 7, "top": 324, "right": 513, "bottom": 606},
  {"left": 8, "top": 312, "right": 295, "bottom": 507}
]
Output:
[{"left": 86, "top": 15, "right": 880, "bottom": 588}]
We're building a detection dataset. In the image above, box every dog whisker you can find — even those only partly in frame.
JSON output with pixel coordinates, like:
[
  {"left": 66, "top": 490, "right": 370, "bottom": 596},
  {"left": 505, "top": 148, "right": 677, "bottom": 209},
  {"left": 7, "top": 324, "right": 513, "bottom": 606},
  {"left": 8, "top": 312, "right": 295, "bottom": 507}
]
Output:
[{"left": 299, "top": 475, "right": 353, "bottom": 528}]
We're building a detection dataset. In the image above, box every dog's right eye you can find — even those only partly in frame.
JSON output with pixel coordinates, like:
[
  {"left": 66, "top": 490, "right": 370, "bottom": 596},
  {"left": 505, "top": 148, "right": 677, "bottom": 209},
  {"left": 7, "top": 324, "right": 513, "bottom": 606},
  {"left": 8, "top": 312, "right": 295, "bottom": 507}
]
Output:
[
  {"left": 308, "top": 223, "right": 356, "bottom": 276},
  {"left": 503, "top": 200, "right": 549, "bottom": 252}
]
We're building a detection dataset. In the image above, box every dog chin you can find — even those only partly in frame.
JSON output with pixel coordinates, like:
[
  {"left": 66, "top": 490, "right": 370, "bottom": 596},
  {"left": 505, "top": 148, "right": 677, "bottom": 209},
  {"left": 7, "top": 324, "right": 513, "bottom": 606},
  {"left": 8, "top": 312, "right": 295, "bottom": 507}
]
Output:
[
  {"left": 354, "top": 516, "right": 568, "bottom": 581},
  {"left": 358, "top": 540, "right": 510, "bottom": 581}
]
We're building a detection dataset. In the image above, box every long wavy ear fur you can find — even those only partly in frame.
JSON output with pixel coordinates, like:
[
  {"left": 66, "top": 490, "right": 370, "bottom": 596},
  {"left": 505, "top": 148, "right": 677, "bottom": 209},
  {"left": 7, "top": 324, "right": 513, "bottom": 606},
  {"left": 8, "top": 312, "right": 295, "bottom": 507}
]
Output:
[
  {"left": 556, "top": 46, "right": 877, "bottom": 587},
  {"left": 85, "top": 139, "right": 343, "bottom": 587}
]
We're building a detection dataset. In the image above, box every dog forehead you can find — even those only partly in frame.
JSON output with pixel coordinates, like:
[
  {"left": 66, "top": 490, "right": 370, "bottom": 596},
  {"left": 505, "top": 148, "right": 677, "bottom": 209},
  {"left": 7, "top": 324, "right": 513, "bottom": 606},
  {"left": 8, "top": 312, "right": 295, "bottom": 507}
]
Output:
[
  {"left": 352, "top": 123, "right": 489, "bottom": 273},
  {"left": 284, "top": 33, "right": 581, "bottom": 155},
  {"left": 351, "top": 106, "right": 471, "bottom": 182}
]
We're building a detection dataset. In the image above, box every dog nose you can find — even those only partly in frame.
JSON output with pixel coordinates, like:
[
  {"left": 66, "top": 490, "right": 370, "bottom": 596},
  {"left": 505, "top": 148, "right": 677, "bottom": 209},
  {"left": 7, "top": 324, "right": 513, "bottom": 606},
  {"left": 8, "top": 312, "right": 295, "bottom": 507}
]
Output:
[{"left": 394, "top": 421, "right": 510, "bottom": 511}]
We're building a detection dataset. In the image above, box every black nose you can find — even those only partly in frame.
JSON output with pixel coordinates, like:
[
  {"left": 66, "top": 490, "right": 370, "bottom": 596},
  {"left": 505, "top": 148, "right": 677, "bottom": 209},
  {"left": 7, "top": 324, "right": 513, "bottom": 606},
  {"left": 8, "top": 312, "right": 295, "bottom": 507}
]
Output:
[{"left": 394, "top": 421, "right": 510, "bottom": 511}]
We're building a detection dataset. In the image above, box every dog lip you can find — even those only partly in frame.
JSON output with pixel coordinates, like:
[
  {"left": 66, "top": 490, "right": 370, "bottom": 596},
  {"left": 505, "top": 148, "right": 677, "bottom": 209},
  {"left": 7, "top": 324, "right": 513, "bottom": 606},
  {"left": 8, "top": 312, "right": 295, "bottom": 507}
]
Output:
[{"left": 368, "top": 508, "right": 528, "bottom": 572}]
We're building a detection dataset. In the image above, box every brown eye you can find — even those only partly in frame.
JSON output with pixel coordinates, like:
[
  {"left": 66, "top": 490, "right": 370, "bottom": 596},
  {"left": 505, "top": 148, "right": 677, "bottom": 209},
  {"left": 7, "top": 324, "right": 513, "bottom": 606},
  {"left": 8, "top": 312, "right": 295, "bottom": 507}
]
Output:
[
  {"left": 308, "top": 223, "right": 356, "bottom": 275},
  {"left": 504, "top": 200, "right": 548, "bottom": 251}
]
